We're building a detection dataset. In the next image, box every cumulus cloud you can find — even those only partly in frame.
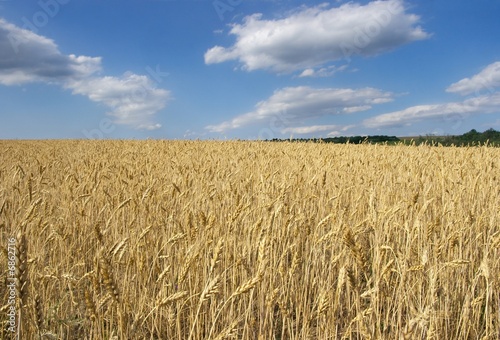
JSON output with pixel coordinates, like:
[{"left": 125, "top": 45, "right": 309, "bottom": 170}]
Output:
[
  {"left": 446, "top": 61, "right": 500, "bottom": 96},
  {"left": 205, "top": 0, "right": 429, "bottom": 73},
  {"left": 0, "top": 18, "right": 170, "bottom": 130},
  {"left": 0, "top": 19, "right": 101, "bottom": 85},
  {"left": 206, "top": 86, "right": 393, "bottom": 132},
  {"left": 282, "top": 123, "right": 355, "bottom": 136},
  {"left": 281, "top": 124, "right": 340, "bottom": 134},
  {"left": 327, "top": 125, "right": 357, "bottom": 136},
  {"left": 298, "top": 65, "right": 348, "bottom": 78},
  {"left": 364, "top": 92, "right": 500, "bottom": 128},
  {"left": 67, "top": 74, "right": 170, "bottom": 129},
  {"left": 365, "top": 62, "right": 500, "bottom": 128}
]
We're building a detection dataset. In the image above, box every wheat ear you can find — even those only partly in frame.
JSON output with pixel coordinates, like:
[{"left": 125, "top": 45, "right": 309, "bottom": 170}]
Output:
[{"left": 15, "top": 231, "right": 28, "bottom": 338}]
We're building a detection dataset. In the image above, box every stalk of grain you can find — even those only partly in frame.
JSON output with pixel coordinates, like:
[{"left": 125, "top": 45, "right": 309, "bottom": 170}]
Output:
[
  {"left": 316, "top": 291, "right": 330, "bottom": 317},
  {"left": 15, "top": 231, "right": 28, "bottom": 307},
  {"left": 94, "top": 223, "right": 104, "bottom": 244},
  {"left": 207, "top": 273, "right": 263, "bottom": 339},
  {"left": 178, "top": 249, "right": 197, "bottom": 283},
  {"left": 15, "top": 230, "right": 28, "bottom": 338},
  {"left": 230, "top": 274, "right": 261, "bottom": 299},
  {"left": 209, "top": 239, "right": 224, "bottom": 276},
  {"left": 212, "top": 318, "right": 241, "bottom": 340},
  {"left": 109, "top": 237, "right": 129, "bottom": 262},
  {"left": 156, "top": 291, "right": 189, "bottom": 308},
  {"left": 84, "top": 288, "right": 97, "bottom": 323},
  {"left": 156, "top": 265, "right": 171, "bottom": 283},
  {"left": 343, "top": 229, "right": 368, "bottom": 270},
  {"left": 188, "top": 275, "right": 221, "bottom": 340},
  {"left": 100, "top": 258, "right": 120, "bottom": 304},
  {"left": 142, "top": 290, "right": 190, "bottom": 326},
  {"left": 34, "top": 294, "right": 43, "bottom": 335}
]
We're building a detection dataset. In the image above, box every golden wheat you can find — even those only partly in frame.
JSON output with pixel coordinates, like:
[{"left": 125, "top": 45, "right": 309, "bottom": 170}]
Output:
[{"left": 0, "top": 140, "right": 498, "bottom": 339}]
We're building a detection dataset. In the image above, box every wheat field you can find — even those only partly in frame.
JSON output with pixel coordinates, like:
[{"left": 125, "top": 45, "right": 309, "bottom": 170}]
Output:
[{"left": 0, "top": 140, "right": 499, "bottom": 339}]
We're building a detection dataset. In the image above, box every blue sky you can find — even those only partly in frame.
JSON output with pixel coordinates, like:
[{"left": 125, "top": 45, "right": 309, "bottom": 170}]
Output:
[{"left": 0, "top": 0, "right": 499, "bottom": 139}]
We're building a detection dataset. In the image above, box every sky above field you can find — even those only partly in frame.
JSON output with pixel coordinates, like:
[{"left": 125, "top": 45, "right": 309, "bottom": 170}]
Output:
[{"left": 1, "top": 0, "right": 500, "bottom": 139}]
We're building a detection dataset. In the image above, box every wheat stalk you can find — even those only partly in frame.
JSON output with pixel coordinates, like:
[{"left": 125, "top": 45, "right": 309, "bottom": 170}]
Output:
[
  {"left": 84, "top": 288, "right": 97, "bottom": 323},
  {"left": 15, "top": 231, "right": 28, "bottom": 308},
  {"left": 188, "top": 275, "right": 221, "bottom": 340},
  {"left": 33, "top": 294, "right": 43, "bottom": 335},
  {"left": 99, "top": 258, "right": 120, "bottom": 304},
  {"left": 230, "top": 275, "right": 261, "bottom": 298},
  {"left": 156, "top": 291, "right": 188, "bottom": 308}
]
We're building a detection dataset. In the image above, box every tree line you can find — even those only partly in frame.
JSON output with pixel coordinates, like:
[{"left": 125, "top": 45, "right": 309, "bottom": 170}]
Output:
[{"left": 267, "top": 128, "right": 500, "bottom": 146}]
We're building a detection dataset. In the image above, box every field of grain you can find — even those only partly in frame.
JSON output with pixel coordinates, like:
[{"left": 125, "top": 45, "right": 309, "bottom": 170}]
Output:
[{"left": 0, "top": 140, "right": 499, "bottom": 339}]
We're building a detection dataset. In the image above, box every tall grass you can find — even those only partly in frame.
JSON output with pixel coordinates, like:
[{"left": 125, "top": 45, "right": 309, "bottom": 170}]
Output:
[{"left": 0, "top": 140, "right": 499, "bottom": 339}]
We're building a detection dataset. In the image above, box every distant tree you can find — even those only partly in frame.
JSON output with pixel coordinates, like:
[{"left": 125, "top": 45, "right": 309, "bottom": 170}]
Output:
[
  {"left": 463, "top": 129, "right": 479, "bottom": 141},
  {"left": 483, "top": 128, "right": 500, "bottom": 139}
]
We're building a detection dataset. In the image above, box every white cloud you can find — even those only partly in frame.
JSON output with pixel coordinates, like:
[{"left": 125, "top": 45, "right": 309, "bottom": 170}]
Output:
[
  {"left": 298, "top": 65, "right": 348, "bottom": 78},
  {"left": 282, "top": 123, "right": 355, "bottom": 136},
  {"left": 298, "top": 68, "right": 315, "bottom": 78},
  {"left": 281, "top": 124, "right": 340, "bottom": 134},
  {"left": 67, "top": 74, "right": 170, "bottom": 129},
  {"left": 0, "top": 19, "right": 100, "bottom": 85},
  {"left": 327, "top": 125, "right": 356, "bottom": 136},
  {"left": 138, "top": 123, "right": 163, "bottom": 131},
  {"left": 0, "top": 18, "right": 170, "bottom": 130},
  {"left": 206, "top": 86, "right": 393, "bottom": 132},
  {"left": 446, "top": 61, "right": 500, "bottom": 96},
  {"left": 343, "top": 105, "right": 372, "bottom": 113},
  {"left": 205, "top": 0, "right": 429, "bottom": 73},
  {"left": 365, "top": 63, "right": 500, "bottom": 129},
  {"left": 364, "top": 92, "right": 500, "bottom": 128}
]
